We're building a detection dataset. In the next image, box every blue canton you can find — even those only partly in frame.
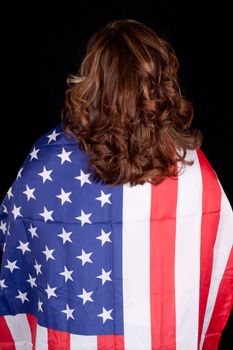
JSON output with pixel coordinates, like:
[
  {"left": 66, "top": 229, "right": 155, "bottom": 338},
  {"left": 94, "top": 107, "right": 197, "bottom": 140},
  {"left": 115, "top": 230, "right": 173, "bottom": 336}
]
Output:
[{"left": 0, "top": 123, "right": 124, "bottom": 335}]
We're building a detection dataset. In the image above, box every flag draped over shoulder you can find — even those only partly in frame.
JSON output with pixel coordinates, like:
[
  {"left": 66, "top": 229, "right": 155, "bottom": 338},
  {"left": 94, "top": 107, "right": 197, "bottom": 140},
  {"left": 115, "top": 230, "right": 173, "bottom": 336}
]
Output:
[{"left": 0, "top": 123, "right": 232, "bottom": 350}]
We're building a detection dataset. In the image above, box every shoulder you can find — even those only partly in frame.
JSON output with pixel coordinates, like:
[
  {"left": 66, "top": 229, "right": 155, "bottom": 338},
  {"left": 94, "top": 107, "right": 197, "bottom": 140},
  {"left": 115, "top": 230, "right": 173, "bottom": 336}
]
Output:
[
  {"left": 0, "top": 123, "right": 92, "bottom": 219},
  {"left": 24, "top": 122, "right": 83, "bottom": 162},
  {"left": 18, "top": 122, "right": 89, "bottom": 182},
  {"left": 195, "top": 148, "right": 217, "bottom": 179},
  {"left": 185, "top": 148, "right": 232, "bottom": 213},
  {"left": 180, "top": 147, "right": 219, "bottom": 186}
]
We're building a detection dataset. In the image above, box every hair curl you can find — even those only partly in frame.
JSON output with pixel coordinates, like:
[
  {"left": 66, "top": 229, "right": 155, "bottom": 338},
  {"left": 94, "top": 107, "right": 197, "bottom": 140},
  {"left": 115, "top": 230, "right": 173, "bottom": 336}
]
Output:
[{"left": 61, "top": 19, "right": 203, "bottom": 186}]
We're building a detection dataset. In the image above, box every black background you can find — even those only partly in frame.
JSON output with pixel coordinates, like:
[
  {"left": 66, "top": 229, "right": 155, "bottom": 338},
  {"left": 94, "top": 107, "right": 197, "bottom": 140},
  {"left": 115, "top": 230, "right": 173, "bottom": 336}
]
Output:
[{"left": 3, "top": 1, "right": 233, "bottom": 347}]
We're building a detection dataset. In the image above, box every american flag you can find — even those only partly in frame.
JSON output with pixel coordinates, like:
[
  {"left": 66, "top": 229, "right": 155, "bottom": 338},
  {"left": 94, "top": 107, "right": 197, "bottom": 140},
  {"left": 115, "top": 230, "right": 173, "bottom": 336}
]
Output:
[{"left": 0, "top": 123, "right": 232, "bottom": 350}]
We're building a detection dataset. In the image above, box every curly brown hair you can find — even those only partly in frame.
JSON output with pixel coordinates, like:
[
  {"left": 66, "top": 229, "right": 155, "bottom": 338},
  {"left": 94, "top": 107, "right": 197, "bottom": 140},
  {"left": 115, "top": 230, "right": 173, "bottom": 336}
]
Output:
[{"left": 61, "top": 19, "right": 203, "bottom": 186}]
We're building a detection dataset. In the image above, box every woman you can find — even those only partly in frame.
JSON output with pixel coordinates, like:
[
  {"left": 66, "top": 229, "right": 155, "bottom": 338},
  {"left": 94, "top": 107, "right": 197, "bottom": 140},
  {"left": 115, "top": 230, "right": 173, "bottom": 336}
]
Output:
[{"left": 0, "top": 19, "right": 232, "bottom": 350}]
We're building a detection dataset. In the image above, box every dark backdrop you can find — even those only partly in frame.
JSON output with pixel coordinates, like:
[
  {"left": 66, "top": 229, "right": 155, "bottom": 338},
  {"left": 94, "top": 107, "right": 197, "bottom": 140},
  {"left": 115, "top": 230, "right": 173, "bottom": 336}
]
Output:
[{"left": 3, "top": 1, "right": 233, "bottom": 348}]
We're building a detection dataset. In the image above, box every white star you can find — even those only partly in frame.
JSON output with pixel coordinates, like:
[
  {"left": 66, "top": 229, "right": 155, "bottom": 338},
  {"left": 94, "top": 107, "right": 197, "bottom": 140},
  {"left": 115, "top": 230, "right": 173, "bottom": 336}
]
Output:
[
  {"left": 7, "top": 187, "right": 13, "bottom": 200},
  {"left": 30, "top": 146, "right": 40, "bottom": 161},
  {"left": 39, "top": 206, "right": 54, "bottom": 222},
  {"left": 96, "top": 268, "right": 112, "bottom": 285},
  {"left": 26, "top": 274, "right": 37, "bottom": 288},
  {"left": 7, "top": 224, "right": 11, "bottom": 236},
  {"left": 0, "top": 279, "right": 8, "bottom": 290},
  {"left": 38, "top": 166, "right": 53, "bottom": 183},
  {"left": 97, "top": 307, "right": 113, "bottom": 324},
  {"left": 74, "top": 169, "right": 91, "bottom": 187},
  {"left": 4, "top": 259, "right": 20, "bottom": 273},
  {"left": 47, "top": 129, "right": 61, "bottom": 143},
  {"left": 34, "top": 260, "right": 42, "bottom": 275},
  {"left": 0, "top": 220, "right": 7, "bottom": 234},
  {"left": 23, "top": 185, "right": 36, "bottom": 201},
  {"left": 78, "top": 288, "right": 94, "bottom": 305},
  {"left": 12, "top": 204, "right": 22, "bottom": 220},
  {"left": 45, "top": 283, "right": 57, "bottom": 299},
  {"left": 16, "top": 167, "right": 23, "bottom": 179},
  {"left": 38, "top": 298, "right": 43, "bottom": 312},
  {"left": 57, "top": 227, "right": 72, "bottom": 244},
  {"left": 59, "top": 266, "right": 74, "bottom": 282},
  {"left": 56, "top": 188, "right": 72, "bottom": 205},
  {"left": 61, "top": 304, "right": 75, "bottom": 320},
  {"left": 75, "top": 209, "right": 92, "bottom": 227},
  {"left": 57, "top": 147, "right": 72, "bottom": 164},
  {"left": 16, "top": 240, "right": 31, "bottom": 255},
  {"left": 2, "top": 204, "right": 8, "bottom": 214},
  {"left": 76, "top": 249, "right": 93, "bottom": 266},
  {"left": 96, "top": 229, "right": 112, "bottom": 246},
  {"left": 95, "top": 190, "right": 112, "bottom": 207},
  {"left": 28, "top": 223, "right": 39, "bottom": 238},
  {"left": 42, "top": 245, "right": 55, "bottom": 261},
  {"left": 15, "top": 290, "right": 29, "bottom": 304}
]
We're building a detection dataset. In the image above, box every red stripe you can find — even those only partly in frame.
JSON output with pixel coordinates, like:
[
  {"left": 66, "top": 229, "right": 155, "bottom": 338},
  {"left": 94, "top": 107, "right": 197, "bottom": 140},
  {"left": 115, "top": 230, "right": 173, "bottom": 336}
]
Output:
[
  {"left": 47, "top": 328, "right": 70, "bottom": 350},
  {"left": 26, "top": 314, "right": 37, "bottom": 350},
  {"left": 0, "top": 316, "right": 16, "bottom": 350},
  {"left": 196, "top": 149, "right": 222, "bottom": 349},
  {"left": 97, "top": 335, "right": 124, "bottom": 349},
  {"left": 202, "top": 248, "right": 233, "bottom": 350},
  {"left": 150, "top": 171, "right": 178, "bottom": 349}
]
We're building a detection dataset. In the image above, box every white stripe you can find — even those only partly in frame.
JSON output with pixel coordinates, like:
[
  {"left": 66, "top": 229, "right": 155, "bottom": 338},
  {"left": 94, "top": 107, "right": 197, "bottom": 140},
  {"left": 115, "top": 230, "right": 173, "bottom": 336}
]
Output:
[
  {"left": 35, "top": 323, "right": 48, "bottom": 350},
  {"left": 175, "top": 150, "right": 202, "bottom": 349},
  {"left": 200, "top": 182, "right": 233, "bottom": 349},
  {"left": 122, "top": 182, "right": 152, "bottom": 350},
  {"left": 70, "top": 334, "right": 97, "bottom": 349},
  {"left": 4, "top": 314, "right": 32, "bottom": 350}
]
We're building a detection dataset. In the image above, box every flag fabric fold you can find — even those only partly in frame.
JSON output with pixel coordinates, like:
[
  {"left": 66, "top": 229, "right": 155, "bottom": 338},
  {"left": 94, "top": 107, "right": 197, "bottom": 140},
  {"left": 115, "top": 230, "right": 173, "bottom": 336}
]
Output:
[{"left": 0, "top": 123, "right": 232, "bottom": 349}]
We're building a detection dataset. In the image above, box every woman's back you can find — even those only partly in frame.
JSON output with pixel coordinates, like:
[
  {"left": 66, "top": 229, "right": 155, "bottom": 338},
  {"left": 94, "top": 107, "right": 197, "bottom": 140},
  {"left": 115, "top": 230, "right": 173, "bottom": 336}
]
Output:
[{"left": 0, "top": 123, "right": 232, "bottom": 349}]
